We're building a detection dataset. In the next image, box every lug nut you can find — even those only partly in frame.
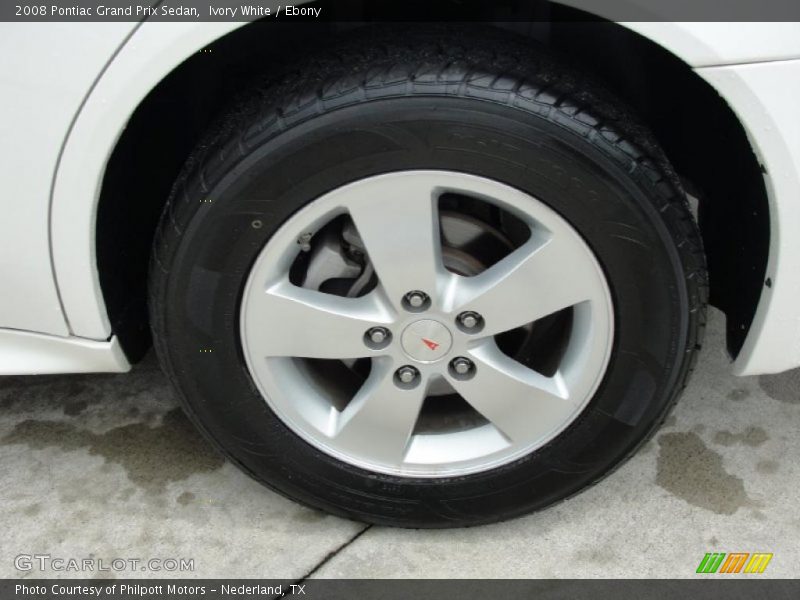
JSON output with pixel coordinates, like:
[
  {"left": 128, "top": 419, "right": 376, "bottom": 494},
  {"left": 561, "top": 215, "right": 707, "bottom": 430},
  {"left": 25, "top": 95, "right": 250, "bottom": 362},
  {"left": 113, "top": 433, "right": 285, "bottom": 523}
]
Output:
[
  {"left": 396, "top": 366, "right": 419, "bottom": 385},
  {"left": 404, "top": 290, "right": 429, "bottom": 310},
  {"left": 367, "top": 327, "right": 389, "bottom": 345},
  {"left": 458, "top": 311, "right": 481, "bottom": 329},
  {"left": 451, "top": 357, "right": 475, "bottom": 377}
]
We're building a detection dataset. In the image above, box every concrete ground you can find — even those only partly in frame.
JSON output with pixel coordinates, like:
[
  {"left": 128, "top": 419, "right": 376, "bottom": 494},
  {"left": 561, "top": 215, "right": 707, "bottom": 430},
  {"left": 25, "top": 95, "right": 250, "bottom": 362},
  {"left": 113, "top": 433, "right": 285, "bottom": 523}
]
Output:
[{"left": 0, "top": 308, "right": 797, "bottom": 579}]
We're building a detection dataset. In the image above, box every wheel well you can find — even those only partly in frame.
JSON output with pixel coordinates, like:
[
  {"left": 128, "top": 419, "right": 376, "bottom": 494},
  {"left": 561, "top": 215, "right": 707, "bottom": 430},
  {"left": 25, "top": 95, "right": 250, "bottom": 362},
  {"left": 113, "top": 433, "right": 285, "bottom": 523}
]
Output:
[{"left": 96, "top": 6, "right": 769, "bottom": 362}]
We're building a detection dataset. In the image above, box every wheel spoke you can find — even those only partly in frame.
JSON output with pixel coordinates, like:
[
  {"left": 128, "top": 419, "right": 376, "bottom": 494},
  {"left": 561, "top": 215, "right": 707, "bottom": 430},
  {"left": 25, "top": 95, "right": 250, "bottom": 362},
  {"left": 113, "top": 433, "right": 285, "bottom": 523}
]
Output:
[
  {"left": 450, "top": 341, "right": 576, "bottom": 444},
  {"left": 245, "top": 280, "right": 392, "bottom": 359},
  {"left": 333, "top": 359, "right": 427, "bottom": 466},
  {"left": 345, "top": 175, "right": 445, "bottom": 309},
  {"left": 450, "top": 232, "right": 602, "bottom": 336}
]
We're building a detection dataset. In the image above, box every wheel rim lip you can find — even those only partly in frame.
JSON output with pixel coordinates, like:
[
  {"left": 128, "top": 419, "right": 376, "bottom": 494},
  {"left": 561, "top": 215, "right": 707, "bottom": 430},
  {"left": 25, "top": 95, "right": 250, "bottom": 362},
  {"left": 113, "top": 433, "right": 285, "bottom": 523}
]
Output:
[{"left": 239, "top": 170, "right": 615, "bottom": 478}]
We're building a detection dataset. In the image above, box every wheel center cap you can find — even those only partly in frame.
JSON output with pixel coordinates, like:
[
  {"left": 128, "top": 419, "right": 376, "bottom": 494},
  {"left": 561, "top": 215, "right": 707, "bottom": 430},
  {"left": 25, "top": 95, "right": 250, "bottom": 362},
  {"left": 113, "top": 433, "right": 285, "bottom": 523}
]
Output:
[{"left": 401, "top": 319, "right": 453, "bottom": 362}]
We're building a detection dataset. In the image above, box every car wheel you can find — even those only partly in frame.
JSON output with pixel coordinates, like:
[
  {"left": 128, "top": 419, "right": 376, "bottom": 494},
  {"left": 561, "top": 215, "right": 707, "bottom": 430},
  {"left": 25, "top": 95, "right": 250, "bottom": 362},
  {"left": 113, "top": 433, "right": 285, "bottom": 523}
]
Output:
[{"left": 149, "top": 29, "right": 707, "bottom": 527}]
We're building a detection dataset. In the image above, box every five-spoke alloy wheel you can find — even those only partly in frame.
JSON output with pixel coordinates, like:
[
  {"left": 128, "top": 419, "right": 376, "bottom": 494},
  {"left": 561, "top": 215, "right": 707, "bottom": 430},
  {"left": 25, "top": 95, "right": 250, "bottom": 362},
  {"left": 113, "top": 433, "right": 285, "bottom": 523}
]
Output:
[{"left": 240, "top": 171, "right": 614, "bottom": 477}]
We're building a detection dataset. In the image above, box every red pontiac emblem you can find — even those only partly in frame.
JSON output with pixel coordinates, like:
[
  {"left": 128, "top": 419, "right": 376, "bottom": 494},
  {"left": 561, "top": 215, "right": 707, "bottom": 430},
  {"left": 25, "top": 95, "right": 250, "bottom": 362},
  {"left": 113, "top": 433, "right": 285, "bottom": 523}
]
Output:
[{"left": 422, "top": 338, "right": 440, "bottom": 351}]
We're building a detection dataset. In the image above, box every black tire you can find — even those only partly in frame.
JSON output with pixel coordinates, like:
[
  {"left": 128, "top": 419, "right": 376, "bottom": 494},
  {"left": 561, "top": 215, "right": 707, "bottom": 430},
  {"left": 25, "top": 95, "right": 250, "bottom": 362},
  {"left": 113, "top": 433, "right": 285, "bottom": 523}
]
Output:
[{"left": 149, "top": 27, "right": 707, "bottom": 528}]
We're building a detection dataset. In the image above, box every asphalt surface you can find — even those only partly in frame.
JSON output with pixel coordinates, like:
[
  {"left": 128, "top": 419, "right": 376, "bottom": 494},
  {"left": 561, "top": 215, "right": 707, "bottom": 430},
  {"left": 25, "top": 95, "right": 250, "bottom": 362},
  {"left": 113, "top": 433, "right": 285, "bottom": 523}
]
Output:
[{"left": 1, "top": 308, "right": 797, "bottom": 579}]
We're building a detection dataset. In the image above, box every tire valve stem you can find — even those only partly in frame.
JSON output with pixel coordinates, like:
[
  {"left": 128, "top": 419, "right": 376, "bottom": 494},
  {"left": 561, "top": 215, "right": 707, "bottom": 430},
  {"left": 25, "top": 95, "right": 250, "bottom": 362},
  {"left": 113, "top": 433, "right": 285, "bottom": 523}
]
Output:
[{"left": 297, "top": 232, "right": 313, "bottom": 252}]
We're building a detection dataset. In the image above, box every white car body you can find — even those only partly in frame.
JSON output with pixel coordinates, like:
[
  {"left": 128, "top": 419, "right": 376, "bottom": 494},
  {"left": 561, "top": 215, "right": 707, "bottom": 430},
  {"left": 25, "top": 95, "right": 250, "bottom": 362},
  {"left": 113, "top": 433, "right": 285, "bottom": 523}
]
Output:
[{"left": 1, "top": 13, "right": 799, "bottom": 376}]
